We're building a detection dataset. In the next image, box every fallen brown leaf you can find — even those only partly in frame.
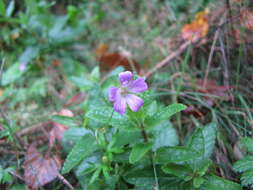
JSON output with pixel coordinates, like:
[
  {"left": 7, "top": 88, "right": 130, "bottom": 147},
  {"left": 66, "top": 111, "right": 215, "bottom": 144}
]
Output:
[
  {"left": 197, "top": 79, "right": 232, "bottom": 97},
  {"left": 24, "top": 144, "right": 61, "bottom": 189},
  {"left": 197, "top": 79, "right": 233, "bottom": 106},
  {"left": 95, "top": 43, "right": 140, "bottom": 72}
]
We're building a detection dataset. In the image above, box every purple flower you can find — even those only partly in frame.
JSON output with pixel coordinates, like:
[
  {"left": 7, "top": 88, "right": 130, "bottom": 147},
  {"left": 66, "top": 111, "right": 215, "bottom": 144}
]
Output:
[
  {"left": 108, "top": 71, "right": 148, "bottom": 115},
  {"left": 19, "top": 62, "right": 28, "bottom": 72}
]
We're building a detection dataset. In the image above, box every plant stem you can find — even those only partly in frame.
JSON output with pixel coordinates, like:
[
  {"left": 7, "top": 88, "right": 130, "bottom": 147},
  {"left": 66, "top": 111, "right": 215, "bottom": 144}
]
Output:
[
  {"left": 140, "top": 123, "right": 148, "bottom": 143},
  {"left": 152, "top": 153, "right": 159, "bottom": 190}
]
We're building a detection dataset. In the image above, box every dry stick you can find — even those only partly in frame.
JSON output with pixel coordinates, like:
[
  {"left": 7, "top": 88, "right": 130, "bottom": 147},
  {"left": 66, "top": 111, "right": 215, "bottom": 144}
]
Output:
[
  {"left": 0, "top": 149, "right": 25, "bottom": 155},
  {"left": 0, "top": 58, "right": 5, "bottom": 82},
  {"left": 10, "top": 171, "right": 24, "bottom": 181},
  {"left": 57, "top": 174, "right": 74, "bottom": 190},
  {"left": 144, "top": 40, "right": 192, "bottom": 78},
  {"left": 17, "top": 121, "right": 52, "bottom": 137},
  {"left": 203, "top": 13, "right": 227, "bottom": 88},
  {"left": 219, "top": 34, "right": 230, "bottom": 88},
  {"left": 225, "top": 0, "right": 234, "bottom": 32},
  {"left": 215, "top": 148, "right": 227, "bottom": 178}
]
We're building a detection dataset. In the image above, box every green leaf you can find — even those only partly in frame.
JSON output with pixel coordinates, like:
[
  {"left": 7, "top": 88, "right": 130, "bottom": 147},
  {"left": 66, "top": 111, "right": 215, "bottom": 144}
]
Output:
[
  {"left": 89, "top": 167, "right": 101, "bottom": 185},
  {"left": 162, "top": 163, "right": 193, "bottom": 179},
  {"left": 152, "top": 120, "right": 179, "bottom": 151},
  {"left": 233, "top": 156, "right": 253, "bottom": 172},
  {"left": 90, "top": 66, "right": 100, "bottom": 82},
  {"left": 76, "top": 154, "right": 100, "bottom": 177},
  {"left": 202, "top": 175, "right": 242, "bottom": 190},
  {"left": 6, "top": 0, "right": 14, "bottom": 17},
  {"left": 69, "top": 76, "right": 94, "bottom": 89},
  {"left": 63, "top": 128, "right": 91, "bottom": 142},
  {"left": 241, "top": 137, "right": 253, "bottom": 152},
  {"left": 196, "top": 159, "right": 212, "bottom": 176},
  {"left": 111, "top": 130, "right": 142, "bottom": 148},
  {"left": 187, "top": 123, "right": 217, "bottom": 159},
  {"left": 51, "top": 115, "right": 77, "bottom": 127},
  {"left": 233, "top": 156, "right": 253, "bottom": 187},
  {"left": 180, "top": 182, "right": 195, "bottom": 190},
  {"left": 28, "top": 78, "right": 48, "bottom": 97},
  {"left": 186, "top": 123, "right": 216, "bottom": 172},
  {"left": 193, "top": 177, "right": 204, "bottom": 188},
  {"left": 146, "top": 101, "right": 158, "bottom": 116},
  {"left": 124, "top": 167, "right": 158, "bottom": 190},
  {"left": 9, "top": 184, "right": 26, "bottom": 190},
  {"left": 240, "top": 169, "right": 253, "bottom": 187},
  {"left": 125, "top": 166, "right": 182, "bottom": 190},
  {"left": 0, "top": 0, "right": 5, "bottom": 16},
  {"left": 129, "top": 143, "right": 152, "bottom": 163},
  {"left": 145, "top": 103, "right": 186, "bottom": 128},
  {"left": 3, "top": 172, "right": 12, "bottom": 183},
  {"left": 0, "top": 165, "right": 3, "bottom": 182},
  {"left": 158, "top": 103, "right": 187, "bottom": 119},
  {"left": 86, "top": 107, "right": 136, "bottom": 130},
  {"left": 1, "top": 63, "right": 25, "bottom": 86},
  {"left": 62, "top": 134, "right": 97, "bottom": 174},
  {"left": 155, "top": 146, "right": 200, "bottom": 164},
  {"left": 18, "top": 46, "right": 40, "bottom": 64}
]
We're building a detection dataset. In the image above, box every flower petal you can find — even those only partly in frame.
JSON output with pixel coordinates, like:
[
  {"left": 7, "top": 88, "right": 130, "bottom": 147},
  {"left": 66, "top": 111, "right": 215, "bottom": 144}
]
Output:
[
  {"left": 108, "top": 87, "right": 119, "bottom": 102},
  {"left": 125, "top": 94, "right": 144, "bottom": 112},
  {"left": 119, "top": 71, "right": 133, "bottom": 86},
  {"left": 128, "top": 78, "right": 148, "bottom": 93},
  {"left": 114, "top": 93, "right": 127, "bottom": 115}
]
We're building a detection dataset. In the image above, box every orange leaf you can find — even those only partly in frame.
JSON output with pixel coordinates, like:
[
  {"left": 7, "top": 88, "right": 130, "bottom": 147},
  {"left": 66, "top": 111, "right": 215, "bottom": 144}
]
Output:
[
  {"left": 181, "top": 11, "right": 209, "bottom": 41},
  {"left": 0, "top": 89, "right": 4, "bottom": 97},
  {"left": 52, "top": 59, "right": 61, "bottom": 67},
  {"left": 95, "top": 43, "right": 109, "bottom": 58},
  {"left": 240, "top": 9, "right": 253, "bottom": 31},
  {"left": 24, "top": 144, "right": 61, "bottom": 189}
]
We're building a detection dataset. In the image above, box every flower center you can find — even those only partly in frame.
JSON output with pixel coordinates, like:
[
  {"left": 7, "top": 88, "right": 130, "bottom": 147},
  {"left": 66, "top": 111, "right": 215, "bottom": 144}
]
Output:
[{"left": 120, "top": 87, "right": 129, "bottom": 96}]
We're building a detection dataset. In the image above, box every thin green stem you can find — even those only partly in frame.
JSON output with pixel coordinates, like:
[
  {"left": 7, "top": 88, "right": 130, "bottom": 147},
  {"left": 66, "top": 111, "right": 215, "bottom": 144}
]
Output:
[
  {"left": 140, "top": 123, "right": 159, "bottom": 189},
  {"left": 140, "top": 123, "right": 148, "bottom": 143},
  {"left": 152, "top": 153, "right": 159, "bottom": 190}
]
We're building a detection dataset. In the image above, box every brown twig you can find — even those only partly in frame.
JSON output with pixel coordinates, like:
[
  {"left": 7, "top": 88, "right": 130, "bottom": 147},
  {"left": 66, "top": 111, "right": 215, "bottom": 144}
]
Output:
[
  {"left": 10, "top": 171, "right": 24, "bottom": 181},
  {"left": 225, "top": 0, "right": 234, "bottom": 32},
  {"left": 17, "top": 121, "right": 52, "bottom": 137},
  {"left": 145, "top": 40, "right": 192, "bottom": 78},
  {"left": 203, "top": 13, "right": 227, "bottom": 88},
  {"left": 57, "top": 174, "right": 74, "bottom": 189},
  {"left": 0, "top": 149, "right": 25, "bottom": 155},
  {"left": 219, "top": 34, "right": 230, "bottom": 88},
  {"left": 0, "top": 58, "right": 5, "bottom": 82}
]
